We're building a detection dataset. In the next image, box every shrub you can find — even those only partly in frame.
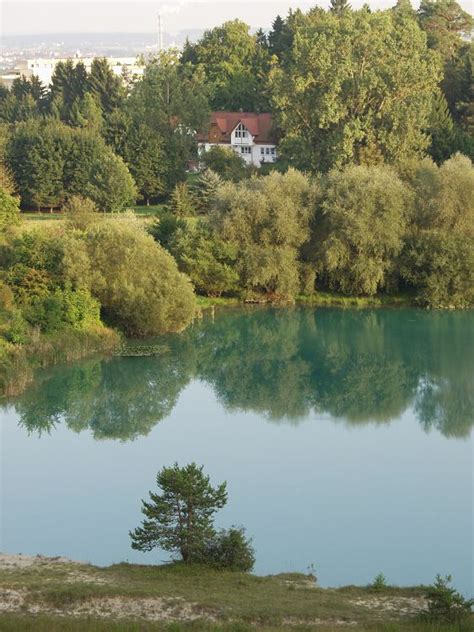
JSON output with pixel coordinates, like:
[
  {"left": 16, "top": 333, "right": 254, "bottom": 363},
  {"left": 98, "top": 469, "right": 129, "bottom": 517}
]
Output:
[
  {"left": 202, "top": 527, "right": 255, "bottom": 571},
  {"left": 370, "top": 573, "right": 388, "bottom": 590},
  {"left": 425, "top": 574, "right": 474, "bottom": 621},
  {"left": 0, "top": 187, "right": 20, "bottom": 229},
  {"left": 170, "top": 182, "right": 196, "bottom": 217},
  {"left": 85, "top": 217, "right": 196, "bottom": 335},
  {"left": 200, "top": 145, "right": 248, "bottom": 181},
  {"left": 64, "top": 195, "right": 99, "bottom": 230},
  {"left": 400, "top": 231, "right": 474, "bottom": 308},
  {"left": 171, "top": 221, "right": 239, "bottom": 297}
]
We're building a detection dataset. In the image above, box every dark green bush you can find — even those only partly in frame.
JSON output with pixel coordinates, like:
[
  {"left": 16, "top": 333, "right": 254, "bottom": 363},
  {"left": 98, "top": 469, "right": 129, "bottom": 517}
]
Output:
[
  {"left": 202, "top": 527, "right": 255, "bottom": 571},
  {"left": 425, "top": 574, "right": 474, "bottom": 621}
]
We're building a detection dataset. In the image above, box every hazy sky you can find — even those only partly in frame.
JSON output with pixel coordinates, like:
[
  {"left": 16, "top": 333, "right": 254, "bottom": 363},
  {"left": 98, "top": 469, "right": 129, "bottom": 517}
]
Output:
[{"left": 2, "top": 0, "right": 471, "bottom": 36}]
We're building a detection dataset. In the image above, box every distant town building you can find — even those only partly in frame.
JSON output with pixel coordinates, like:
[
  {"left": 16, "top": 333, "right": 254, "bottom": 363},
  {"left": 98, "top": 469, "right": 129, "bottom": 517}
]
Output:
[
  {"left": 0, "top": 54, "right": 145, "bottom": 88},
  {"left": 197, "top": 112, "right": 278, "bottom": 168}
]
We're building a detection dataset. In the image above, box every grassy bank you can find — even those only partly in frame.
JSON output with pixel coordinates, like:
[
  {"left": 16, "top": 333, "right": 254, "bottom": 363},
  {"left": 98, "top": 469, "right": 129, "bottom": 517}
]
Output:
[
  {"left": 0, "top": 325, "right": 121, "bottom": 398},
  {"left": 295, "top": 292, "right": 414, "bottom": 308},
  {"left": 0, "top": 557, "right": 471, "bottom": 631},
  {"left": 196, "top": 293, "right": 414, "bottom": 310}
]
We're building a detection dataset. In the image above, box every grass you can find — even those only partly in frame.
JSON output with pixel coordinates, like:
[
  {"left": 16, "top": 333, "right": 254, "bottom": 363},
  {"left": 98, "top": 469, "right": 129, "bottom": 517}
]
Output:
[
  {"left": 0, "top": 559, "right": 472, "bottom": 631},
  {"left": 196, "top": 296, "right": 241, "bottom": 309},
  {"left": 195, "top": 293, "right": 414, "bottom": 311},
  {"left": 0, "top": 615, "right": 472, "bottom": 632},
  {"left": 20, "top": 211, "right": 65, "bottom": 221},
  {"left": 133, "top": 203, "right": 169, "bottom": 217},
  {"left": 295, "top": 292, "right": 413, "bottom": 308}
]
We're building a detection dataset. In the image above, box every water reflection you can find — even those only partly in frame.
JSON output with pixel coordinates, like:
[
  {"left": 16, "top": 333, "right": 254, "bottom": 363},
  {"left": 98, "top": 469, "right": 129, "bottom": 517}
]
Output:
[{"left": 6, "top": 307, "right": 473, "bottom": 440}]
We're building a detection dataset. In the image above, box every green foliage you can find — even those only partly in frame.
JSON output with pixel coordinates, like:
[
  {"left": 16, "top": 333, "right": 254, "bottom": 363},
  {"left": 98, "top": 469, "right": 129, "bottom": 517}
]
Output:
[
  {"left": 84, "top": 217, "right": 196, "bottom": 335},
  {"left": 171, "top": 220, "right": 239, "bottom": 297},
  {"left": 370, "top": 573, "right": 388, "bottom": 590},
  {"left": 83, "top": 151, "right": 136, "bottom": 212},
  {"left": 211, "top": 169, "right": 316, "bottom": 300},
  {"left": 148, "top": 213, "right": 186, "bottom": 251},
  {"left": 425, "top": 574, "right": 474, "bottom": 621},
  {"left": 7, "top": 120, "right": 136, "bottom": 211},
  {"left": 0, "top": 187, "right": 20, "bottom": 229},
  {"left": 7, "top": 120, "right": 66, "bottom": 209},
  {"left": 330, "top": 0, "right": 351, "bottom": 14},
  {"left": 170, "top": 182, "right": 196, "bottom": 217},
  {"left": 201, "top": 527, "right": 255, "bottom": 571},
  {"left": 200, "top": 146, "right": 248, "bottom": 182},
  {"left": 316, "top": 164, "right": 410, "bottom": 295},
  {"left": 400, "top": 231, "right": 474, "bottom": 308},
  {"left": 69, "top": 93, "right": 103, "bottom": 133},
  {"left": 398, "top": 153, "right": 474, "bottom": 308},
  {"left": 185, "top": 20, "right": 271, "bottom": 111},
  {"left": 64, "top": 195, "right": 99, "bottom": 231},
  {"left": 418, "top": 0, "right": 473, "bottom": 61},
  {"left": 107, "top": 112, "right": 166, "bottom": 204},
  {"left": 88, "top": 57, "right": 124, "bottom": 114},
  {"left": 130, "top": 463, "right": 228, "bottom": 563},
  {"left": 126, "top": 50, "right": 210, "bottom": 193},
  {"left": 192, "top": 169, "right": 223, "bottom": 213},
  {"left": 269, "top": 8, "right": 441, "bottom": 172}
]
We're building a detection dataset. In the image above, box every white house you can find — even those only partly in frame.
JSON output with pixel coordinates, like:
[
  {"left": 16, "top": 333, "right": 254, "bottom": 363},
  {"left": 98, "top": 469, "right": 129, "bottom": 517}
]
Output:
[{"left": 197, "top": 112, "right": 278, "bottom": 168}]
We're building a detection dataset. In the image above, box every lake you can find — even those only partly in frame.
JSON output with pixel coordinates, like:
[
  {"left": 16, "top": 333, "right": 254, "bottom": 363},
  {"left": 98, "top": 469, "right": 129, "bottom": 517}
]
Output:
[{"left": 1, "top": 307, "right": 472, "bottom": 595}]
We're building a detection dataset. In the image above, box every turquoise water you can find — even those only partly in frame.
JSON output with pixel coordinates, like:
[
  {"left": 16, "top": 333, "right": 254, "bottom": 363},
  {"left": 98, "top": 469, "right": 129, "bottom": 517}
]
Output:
[{"left": 1, "top": 307, "right": 472, "bottom": 594}]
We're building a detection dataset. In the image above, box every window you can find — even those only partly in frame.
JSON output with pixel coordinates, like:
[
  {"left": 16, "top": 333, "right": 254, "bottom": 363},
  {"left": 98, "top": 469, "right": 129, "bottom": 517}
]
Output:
[
  {"left": 261, "top": 148, "right": 265, "bottom": 155},
  {"left": 271, "top": 148, "right": 276, "bottom": 155},
  {"left": 241, "top": 146, "right": 251, "bottom": 154},
  {"left": 235, "top": 123, "right": 248, "bottom": 138},
  {"left": 266, "top": 148, "right": 270, "bottom": 155}
]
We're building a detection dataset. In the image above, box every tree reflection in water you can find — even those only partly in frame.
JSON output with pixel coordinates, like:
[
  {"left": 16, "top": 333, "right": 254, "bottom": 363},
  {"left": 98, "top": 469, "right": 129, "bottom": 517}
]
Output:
[{"left": 6, "top": 307, "right": 473, "bottom": 440}]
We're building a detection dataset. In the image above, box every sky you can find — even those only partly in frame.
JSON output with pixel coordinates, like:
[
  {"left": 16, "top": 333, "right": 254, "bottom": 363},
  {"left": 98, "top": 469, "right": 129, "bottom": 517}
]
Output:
[{"left": 2, "top": 0, "right": 471, "bottom": 36}]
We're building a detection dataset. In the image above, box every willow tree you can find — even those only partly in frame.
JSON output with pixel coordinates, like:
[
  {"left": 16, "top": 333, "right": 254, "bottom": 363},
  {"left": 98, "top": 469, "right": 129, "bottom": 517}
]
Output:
[
  {"left": 269, "top": 8, "right": 441, "bottom": 171},
  {"left": 84, "top": 217, "right": 196, "bottom": 335},
  {"left": 315, "top": 164, "right": 411, "bottom": 295}
]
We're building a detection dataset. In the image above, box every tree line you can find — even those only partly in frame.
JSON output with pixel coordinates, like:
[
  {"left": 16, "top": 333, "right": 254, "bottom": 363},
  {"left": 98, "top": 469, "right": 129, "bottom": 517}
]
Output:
[
  {"left": 156, "top": 156, "right": 473, "bottom": 309},
  {"left": 0, "top": 0, "right": 472, "bottom": 391},
  {"left": 0, "top": 0, "right": 472, "bottom": 209}
]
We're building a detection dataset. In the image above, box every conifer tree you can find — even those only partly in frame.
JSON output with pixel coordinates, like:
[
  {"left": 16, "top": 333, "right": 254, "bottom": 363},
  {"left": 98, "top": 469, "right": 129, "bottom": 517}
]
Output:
[
  {"left": 330, "top": 0, "right": 351, "bottom": 14},
  {"left": 130, "top": 463, "right": 228, "bottom": 563}
]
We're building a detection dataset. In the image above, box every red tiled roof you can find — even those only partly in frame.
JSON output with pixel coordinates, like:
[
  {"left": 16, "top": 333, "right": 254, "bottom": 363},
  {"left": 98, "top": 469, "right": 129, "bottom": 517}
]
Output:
[{"left": 197, "top": 112, "right": 276, "bottom": 145}]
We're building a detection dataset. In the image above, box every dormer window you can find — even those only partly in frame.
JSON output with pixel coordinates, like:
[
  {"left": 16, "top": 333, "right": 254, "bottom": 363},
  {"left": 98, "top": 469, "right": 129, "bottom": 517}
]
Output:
[{"left": 234, "top": 123, "right": 248, "bottom": 138}]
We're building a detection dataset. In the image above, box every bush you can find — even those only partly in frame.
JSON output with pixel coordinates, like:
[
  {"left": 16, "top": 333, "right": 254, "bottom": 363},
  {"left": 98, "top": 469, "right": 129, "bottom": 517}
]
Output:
[
  {"left": 200, "top": 145, "right": 248, "bottom": 181},
  {"left": 202, "top": 527, "right": 255, "bottom": 571},
  {"left": 148, "top": 213, "right": 186, "bottom": 251},
  {"left": 64, "top": 195, "right": 99, "bottom": 230},
  {"left": 400, "top": 231, "right": 474, "bottom": 308},
  {"left": 0, "top": 187, "right": 20, "bottom": 229},
  {"left": 85, "top": 217, "right": 196, "bottom": 335},
  {"left": 171, "top": 221, "right": 239, "bottom": 297},
  {"left": 370, "top": 573, "right": 388, "bottom": 590},
  {"left": 425, "top": 574, "right": 474, "bottom": 621}
]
